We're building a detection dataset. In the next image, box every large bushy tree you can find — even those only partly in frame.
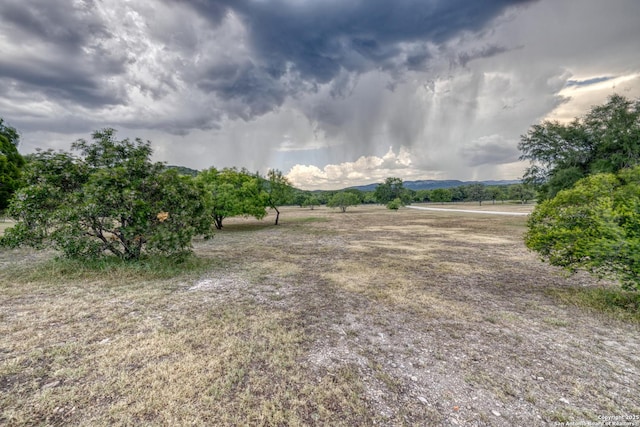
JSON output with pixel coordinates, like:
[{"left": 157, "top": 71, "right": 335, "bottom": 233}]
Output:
[
  {"left": 374, "top": 177, "right": 413, "bottom": 208},
  {"left": 197, "top": 167, "right": 266, "bottom": 229},
  {"left": 2, "top": 129, "right": 209, "bottom": 260},
  {"left": 327, "top": 192, "right": 360, "bottom": 212},
  {"left": 526, "top": 167, "right": 640, "bottom": 290},
  {"left": 519, "top": 94, "right": 640, "bottom": 199},
  {"left": 430, "top": 188, "right": 452, "bottom": 204},
  {"left": 0, "top": 118, "right": 25, "bottom": 211}
]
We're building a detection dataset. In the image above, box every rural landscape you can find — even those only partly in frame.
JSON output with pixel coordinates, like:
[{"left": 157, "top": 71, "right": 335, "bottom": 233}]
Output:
[
  {"left": 1, "top": 202, "right": 639, "bottom": 426},
  {"left": 1, "top": 94, "right": 640, "bottom": 426},
  {"left": 1, "top": 1, "right": 640, "bottom": 425}
]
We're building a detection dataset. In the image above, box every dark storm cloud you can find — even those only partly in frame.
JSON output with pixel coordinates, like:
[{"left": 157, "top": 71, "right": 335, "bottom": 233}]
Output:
[
  {"left": 0, "top": 0, "right": 535, "bottom": 129},
  {"left": 0, "top": 0, "right": 107, "bottom": 47},
  {"left": 196, "top": 62, "right": 288, "bottom": 120},
  {"left": 0, "top": 52, "right": 126, "bottom": 107},
  {"left": 566, "top": 76, "right": 614, "bottom": 87},
  {"left": 457, "top": 45, "right": 511, "bottom": 67},
  {"left": 237, "top": 0, "right": 534, "bottom": 80},
  {"left": 0, "top": 0, "right": 129, "bottom": 107},
  {"left": 459, "top": 135, "right": 521, "bottom": 166},
  {"left": 180, "top": 0, "right": 535, "bottom": 114}
]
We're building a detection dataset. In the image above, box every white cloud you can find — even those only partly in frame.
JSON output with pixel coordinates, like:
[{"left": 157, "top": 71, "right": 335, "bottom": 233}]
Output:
[{"left": 286, "top": 146, "right": 424, "bottom": 190}]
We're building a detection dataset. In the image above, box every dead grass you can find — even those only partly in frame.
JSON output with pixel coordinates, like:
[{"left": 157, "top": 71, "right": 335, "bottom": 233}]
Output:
[{"left": 1, "top": 204, "right": 639, "bottom": 426}]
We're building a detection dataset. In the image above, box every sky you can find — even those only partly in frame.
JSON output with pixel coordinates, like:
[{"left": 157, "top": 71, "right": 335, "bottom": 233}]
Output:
[{"left": 1, "top": 0, "right": 639, "bottom": 190}]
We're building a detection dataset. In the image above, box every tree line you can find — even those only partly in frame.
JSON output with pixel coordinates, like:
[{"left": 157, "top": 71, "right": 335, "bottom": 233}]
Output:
[{"left": 292, "top": 180, "right": 535, "bottom": 210}]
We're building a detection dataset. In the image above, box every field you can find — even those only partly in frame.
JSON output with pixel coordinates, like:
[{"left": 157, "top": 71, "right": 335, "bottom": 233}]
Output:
[{"left": 1, "top": 204, "right": 639, "bottom": 426}]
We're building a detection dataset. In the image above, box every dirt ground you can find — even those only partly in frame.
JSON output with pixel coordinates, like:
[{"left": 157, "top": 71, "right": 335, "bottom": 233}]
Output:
[{"left": 1, "top": 204, "right": 639, "bottom": 426}]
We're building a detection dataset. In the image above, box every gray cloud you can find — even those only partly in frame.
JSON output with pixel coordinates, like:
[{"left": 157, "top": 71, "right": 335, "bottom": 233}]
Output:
[
  {"left": 0, "top": 0, "right": 130, "bottom": 107},
  {"left": 173, "top": 0, "right": 535, "bottom": 118},
  {"left": 1, "top": 0, "right": 639, "bottom": 190},
  {"left": 0, "top": 0, "right": 107, "bottom": 47},
  {"left": 460, "top": 135, "right": 521, "bottom": 166}
]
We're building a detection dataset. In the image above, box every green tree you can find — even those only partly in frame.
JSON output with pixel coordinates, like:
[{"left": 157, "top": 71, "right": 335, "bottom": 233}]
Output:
[
  {"left": 374, "top": 177, "right": 411, "bottom": 205},
  {"left": 450, "top": 186, "right": 467, "bottom": 202},
  {"left": 526, "top": 167, "right": 640, "bottom": 290},
  {"left": 486, "top": 186, "right": 505, "bottom": 205},
  {"left": 263, "top": 169, "right": 294, "bottom": 225},
  {"left": 430, "top": 188, "right": 452, "bottom": 204},
  {"left": 362, "top": 192, "right": 377, "bottom": 204},
  {"left": 327, "top": 192, "right": 360, "bottom": 213},
  {"left": 0, "top": 118, "right": 25, "bottom": 211},
  {"left": 344, "top": 188, "right": 365, "bottom": 203},
  {"left": 292, "top": 190, "right": 307, "bottom": 207},
  {"left": 2, "top": 150, "right": 86, "bottom": 248},
  {"left": 302, "top": 195, "right": 321, "bottom": 210},
  {"left": 466, "top": 183, "right": 486, "bottom": 206},
  {"left": 2, "top": 129, "right": 209, "bottom": 260},
  {"left": 197, "top": 167, "right": 267, "bottom": 229},
  {"left": 508, "top": 184, "right": 536, "bottom": 204},
  {"left": 519, "top": 94, "right": 640, "bottom": 199},
  {"left": 414, "top": 189, "right": 431, "bottom": 203}
]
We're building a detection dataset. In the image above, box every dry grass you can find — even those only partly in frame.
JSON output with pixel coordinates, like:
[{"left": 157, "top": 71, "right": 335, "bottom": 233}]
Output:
[{"left": 1, "top": 205, "right": 639, "bottom": 426}]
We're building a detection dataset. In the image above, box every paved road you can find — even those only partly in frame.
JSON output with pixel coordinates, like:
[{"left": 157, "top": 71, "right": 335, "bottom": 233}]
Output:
[{"left": 407, "top": 205, "right": 530, "bottom": 216}]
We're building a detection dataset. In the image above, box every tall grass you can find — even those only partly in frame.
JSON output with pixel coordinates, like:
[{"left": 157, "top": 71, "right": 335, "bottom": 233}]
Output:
[
  {"left": 0, "top": 253, "right": 216, "bottom": 285},
  {"left": 547, "top": 287, "right": 640, "bottom": 323}
]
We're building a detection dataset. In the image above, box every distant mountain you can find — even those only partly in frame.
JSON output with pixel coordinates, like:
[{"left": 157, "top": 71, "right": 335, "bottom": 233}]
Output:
[{"left": 347, "top": 179, "right": 520, "bottom": 192}]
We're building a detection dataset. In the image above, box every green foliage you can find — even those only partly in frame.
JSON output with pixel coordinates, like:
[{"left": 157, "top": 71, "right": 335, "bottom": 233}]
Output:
[
  {"left": 519, "top": 94, "right": 640, "bottom": 199},
  {"left": 430, "top": 188, "right": 452, "bottom": 204},
  {"left": 508, "top": 184, "right": 536, "bottom": 204},
  {"left": 327, "top": 192, "right": 360, "bottom": 212},
  {"left": 302, "top": 195, "right": 321, "bottom": 210},
  {"left": 547, "top": 287, "right": 640, "bottom": 323},
  {"left": 262, "top": 169, "right": 294, "bottom": 225},
  {"left": 526, "top": 167, "right": 640, "bottom": 290},
  {"left": 343, "top": 188, "right": 365, "bottom": 203},
  {"left": 2, "top": 129, "right": 209, "bottom": 260},
  {"left": 374, "top": 177, "right": 412, "bottom": 204},
  {"left": 291, "top": 190, "right": 308, "bottom": 207},
  {"left": 386, "top": 198, "right": 403, "bottom": 210},
  {"left": 466, "top": 183, "right": 486, "bottom": 205},
  {"left": 166, "top": 165, "right": 199, "bottom": 176},
  {"left": 414, "top": 189, "right": 431, "bottom": 203},
  {"left": 0, "top": 118, "right": 25, "bottom": 211},
  {"left": 486, "top": 186, "right": 506, "bottom": 204},
  {"left": 450, "top": 186, "right": 467, "bottom": 202},
  {"left": 197, "top": 167, "right": 266, "bottom": 229}
]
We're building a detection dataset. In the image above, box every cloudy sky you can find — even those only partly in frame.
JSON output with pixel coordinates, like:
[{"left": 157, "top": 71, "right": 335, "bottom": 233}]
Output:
[{"left": 1, "top": 0, "right": 639, "bottom": 190}]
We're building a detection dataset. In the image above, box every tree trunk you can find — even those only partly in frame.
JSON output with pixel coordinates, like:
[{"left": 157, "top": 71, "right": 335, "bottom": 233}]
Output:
[
  {"left": 214, "top": 215, "right": 223, "bottom": 230},
  {"left": 274, "top": 206, "right": 280, "bottom": 225}
]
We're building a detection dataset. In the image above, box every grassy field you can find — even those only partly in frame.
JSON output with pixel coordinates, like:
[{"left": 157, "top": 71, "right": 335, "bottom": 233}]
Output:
[{"left": 1, "top": 204, "right": 639, "bottom": 426}]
